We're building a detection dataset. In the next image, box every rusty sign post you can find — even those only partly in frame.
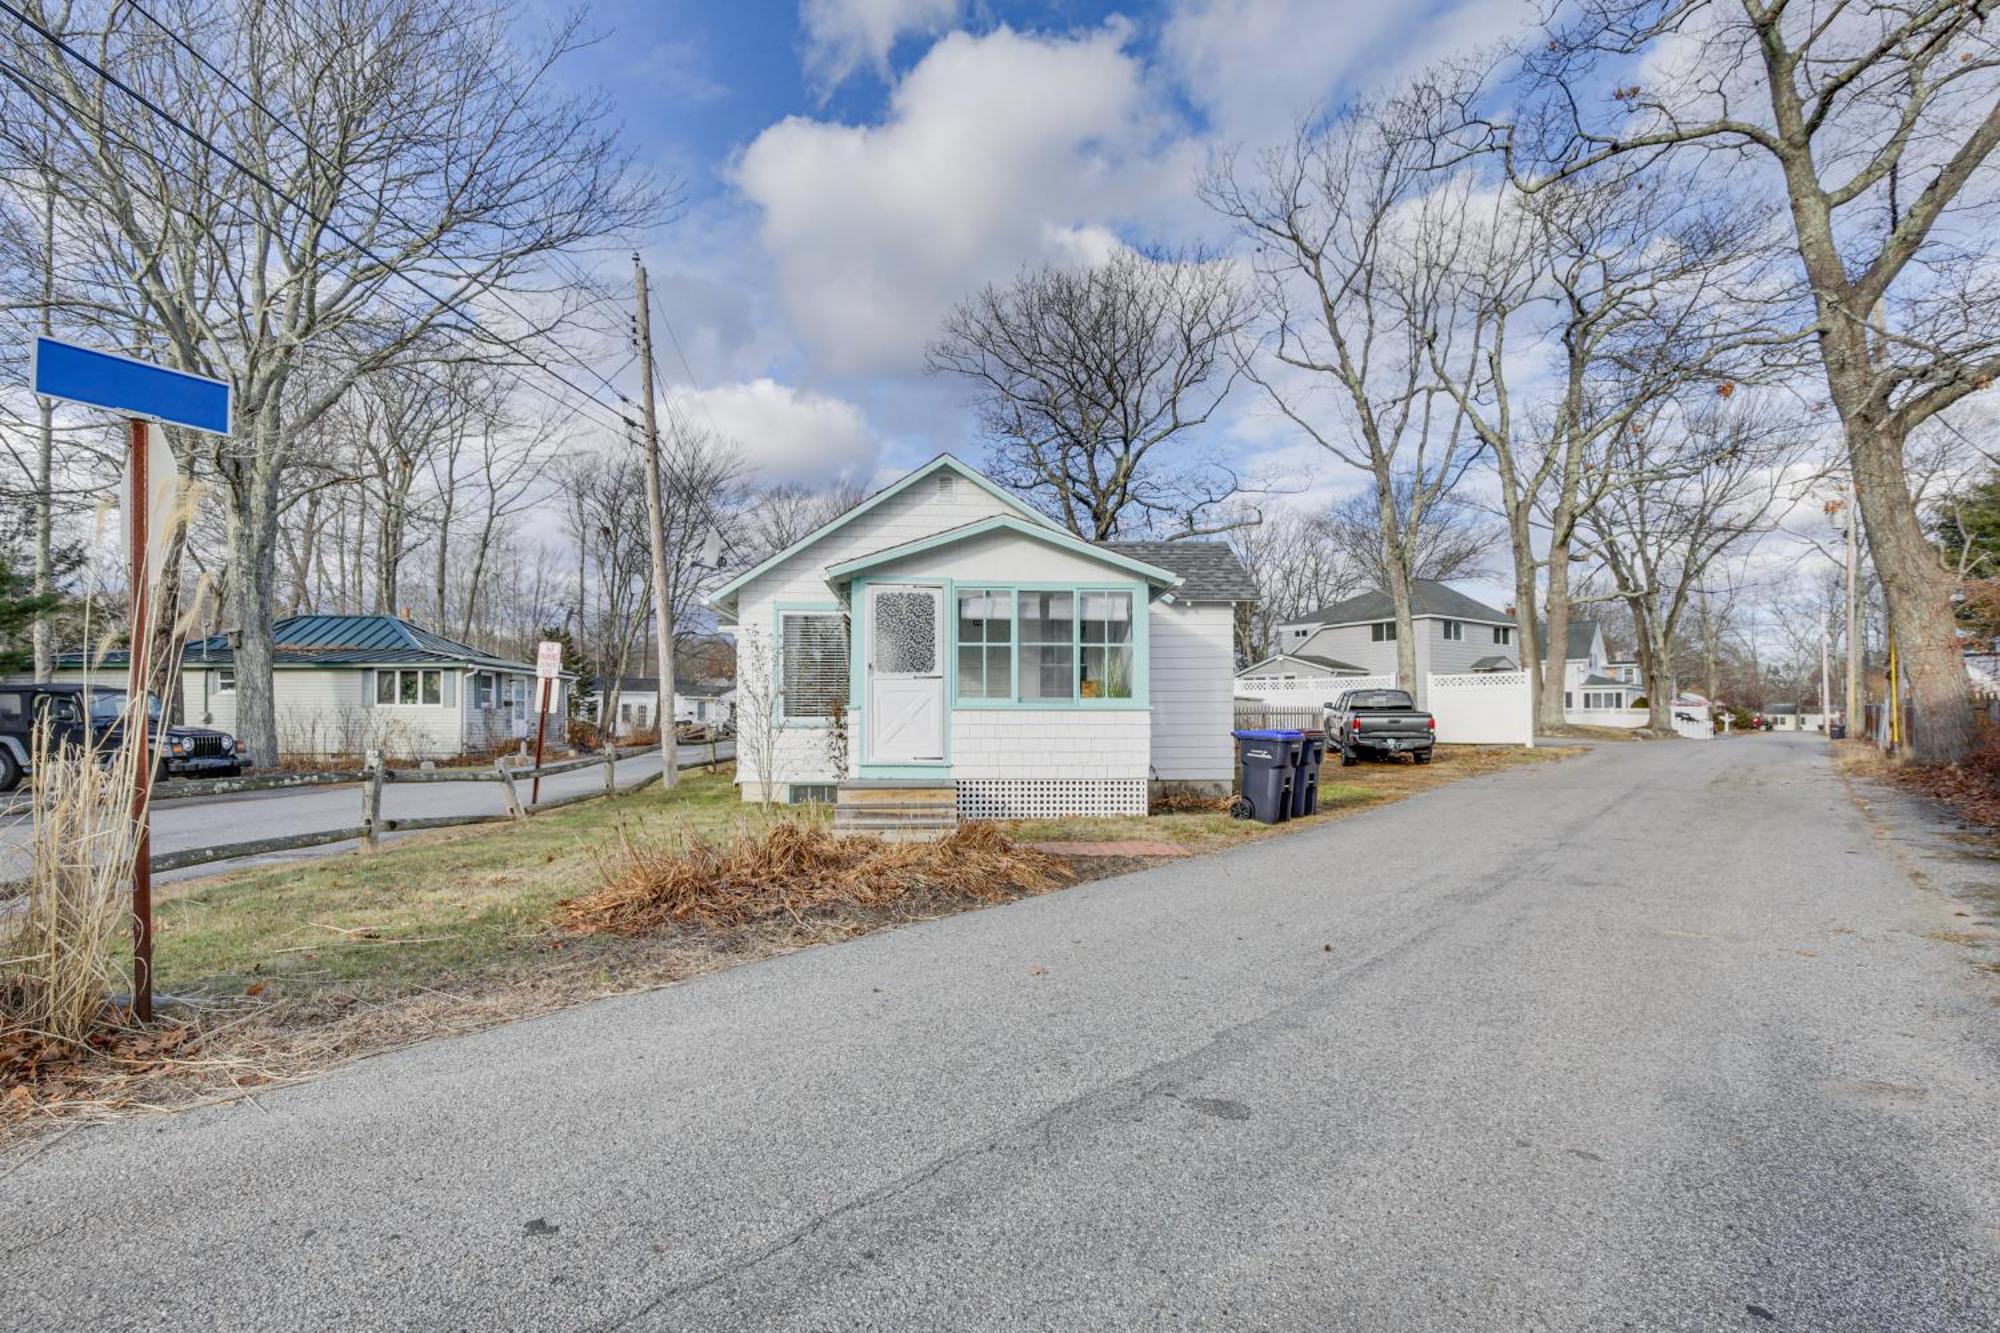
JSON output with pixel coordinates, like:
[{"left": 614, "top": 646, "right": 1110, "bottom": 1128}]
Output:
[{"left": 32, "top": 337, "right": 230, "bottom": 1022}]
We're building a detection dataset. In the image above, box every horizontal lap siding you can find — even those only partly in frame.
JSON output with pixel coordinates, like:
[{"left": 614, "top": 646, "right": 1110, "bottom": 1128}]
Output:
[
  {"left": 951, "top": 710, "right": 1149, "bottom": 780},
  {"left": 1150, "top": 602, "right": 1234, "bottom": 781}
]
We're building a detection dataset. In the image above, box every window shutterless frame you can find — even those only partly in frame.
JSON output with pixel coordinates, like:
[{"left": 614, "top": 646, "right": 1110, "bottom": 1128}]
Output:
[{"left": 944, "top": 582, "right": 1149, "bottom": 709}]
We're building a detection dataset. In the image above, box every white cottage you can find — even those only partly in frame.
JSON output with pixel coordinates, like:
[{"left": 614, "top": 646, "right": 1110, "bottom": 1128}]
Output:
[
  {"left": 55, "top": 614, "right": 571, "bottom": 761},
  {"left": 708, "top": 455, "right": 1257, "bottom": 816}
]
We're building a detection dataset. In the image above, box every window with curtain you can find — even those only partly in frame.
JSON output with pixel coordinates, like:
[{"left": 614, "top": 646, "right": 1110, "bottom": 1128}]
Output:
[
  {"left": 956, "top": 589, "right": 1012, "bottom": 700},
  {"left": 781, "top": 612, "right": 848, "bottom": 720},
  {"left": 1078, "top": 591, "right": 1133, "bottom": 699},
  {"left": 1017, "top": 591, "right": 1074, "bottom": 701}
]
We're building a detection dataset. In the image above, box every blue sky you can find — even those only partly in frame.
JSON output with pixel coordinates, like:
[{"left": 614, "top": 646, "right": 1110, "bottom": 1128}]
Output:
[{"left": 539, "top": 0, "right": 1531, "bottom": 505}]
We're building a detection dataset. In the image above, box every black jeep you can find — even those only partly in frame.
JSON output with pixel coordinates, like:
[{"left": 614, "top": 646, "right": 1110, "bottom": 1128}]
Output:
[{"left": 0, "top": 682, "right": 242, "bottom": 794}]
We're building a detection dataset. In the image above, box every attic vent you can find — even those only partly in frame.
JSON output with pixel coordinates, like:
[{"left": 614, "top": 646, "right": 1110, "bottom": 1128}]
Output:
[{"left": 936, "top": 473, "right": 957, "bottom": 498}]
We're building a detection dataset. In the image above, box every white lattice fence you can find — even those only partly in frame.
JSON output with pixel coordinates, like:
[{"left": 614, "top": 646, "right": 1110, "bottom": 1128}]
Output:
[
  {"left": 1233, "top": 676, "right": 1397, "bottom": 705},
  {"left": 1419, "top": 671, "right": 1533, "bottom": 746},
  {"left": 958, "top": 779, "right": 1148, "bottom": 819}
]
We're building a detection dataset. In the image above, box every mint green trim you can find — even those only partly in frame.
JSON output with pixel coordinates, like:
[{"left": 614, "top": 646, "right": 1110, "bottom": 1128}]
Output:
[
  {"left": 944, "top": 583, "right": 1149, "bottom": 709},
  {"left": 772, "top": 600, "right": 844, "bottom": 729},
  {"left": 823, "top": 514, "right": 1182, "bottom": 590},
  {"left": 708, "top": 455, "right": 1063, "bottom": 616}
]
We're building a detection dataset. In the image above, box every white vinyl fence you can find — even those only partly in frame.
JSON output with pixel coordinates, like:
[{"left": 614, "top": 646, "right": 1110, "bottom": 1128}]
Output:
[
  {"left": 1234, "top": 672, "right": 1534, "bottom": 747},
  {"left": 1425, "top": 671, "right": 1534, "bottom": 745}
]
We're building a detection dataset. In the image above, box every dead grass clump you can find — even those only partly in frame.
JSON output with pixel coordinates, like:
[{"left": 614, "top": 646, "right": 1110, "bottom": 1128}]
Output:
[
  {"left": 1150, "top": 790, "right": 1235, "bottom": 815},
  {"left": 1887, "top": 733, "right": 2000, "bottom": 828},
  {"left": 561, "top": 820, "right": 1073, "bottom": 936}
]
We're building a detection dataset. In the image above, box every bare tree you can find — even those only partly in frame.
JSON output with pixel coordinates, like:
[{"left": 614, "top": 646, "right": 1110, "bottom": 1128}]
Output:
[
  {"left": 928, "top": 247, "right": 1253, "bottom": 539},
  {"left": 743, "top": 479, "right": 869, "bottom": 563},
  {"left": 1581, "top": 399, "right": 1806, "bottom": 730},
  {"left": 1205, "top": 89, "right": 1485, "bottom": 692},
  {"left": 1, "top": 0, "right": 658, "bottom": 764},
  {"left": 1501, "top": 0, "right": 2000, "bottom": 760},
  {"left": 1225, "top": 507, "right": 1367, "bottom": 664}
]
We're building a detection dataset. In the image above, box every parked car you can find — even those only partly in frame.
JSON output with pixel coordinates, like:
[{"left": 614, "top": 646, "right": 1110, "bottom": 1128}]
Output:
[
  {"left": 1325, "top": 688, "right": 1435, "bottom": 765},
  {"left": 0, "top": 682, "right": 242, "bottom": 793}
]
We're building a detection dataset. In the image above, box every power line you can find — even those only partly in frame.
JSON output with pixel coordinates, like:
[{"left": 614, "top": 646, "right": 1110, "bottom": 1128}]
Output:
[
  {"left": 0, "top": 1, "right": 642, "bottom": 436},
  {"left": 115, "top": 0, "right": 645, "bottom": 415}
]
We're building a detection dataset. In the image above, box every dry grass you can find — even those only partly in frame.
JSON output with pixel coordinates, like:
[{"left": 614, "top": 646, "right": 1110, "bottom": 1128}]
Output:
[
  {"left": 1834, "top": 735, "right": 2000, "bottom": 829},
  {"left": 1, "top": 744, "right": 1578, "bottom": 1145},
  {"left": 563, "top": 821, "right": 1073, "bottom": 936}
]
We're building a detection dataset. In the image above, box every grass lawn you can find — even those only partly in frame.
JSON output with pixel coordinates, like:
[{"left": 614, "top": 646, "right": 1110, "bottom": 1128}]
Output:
[{"left": 6, "top": 744, "right": 1571, "bottom": 1137}]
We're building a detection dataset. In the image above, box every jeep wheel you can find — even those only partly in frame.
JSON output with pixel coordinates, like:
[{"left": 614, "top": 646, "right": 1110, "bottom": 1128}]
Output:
[{"left": 0, "top": 747, "right": 21, "bottom": 794}]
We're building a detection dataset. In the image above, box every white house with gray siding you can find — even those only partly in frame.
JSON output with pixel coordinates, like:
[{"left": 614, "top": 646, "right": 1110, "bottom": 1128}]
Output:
[
  {"left": 707, "top": 455, "right": 1257, "bottom": 815},
  {"left": 54, "top": 615, "right": 570, "bottom": 762}
]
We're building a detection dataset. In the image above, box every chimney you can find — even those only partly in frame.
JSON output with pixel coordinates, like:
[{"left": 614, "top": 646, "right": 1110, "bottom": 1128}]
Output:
[
  {"left": 1503, "top": 602, "right": 1516, "bottom": 617},
  {"left": 401, "top": 604, "right": 412, "bottom": 621}
]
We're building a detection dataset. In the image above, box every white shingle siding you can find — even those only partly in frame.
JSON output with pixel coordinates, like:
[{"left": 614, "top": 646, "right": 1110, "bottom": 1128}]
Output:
[
  {"left": 1149, "top": 601, "right": 1235, "bottom": 781},
  {"left": 953, "top": 710, "right": 1149, "bottom": 780}
]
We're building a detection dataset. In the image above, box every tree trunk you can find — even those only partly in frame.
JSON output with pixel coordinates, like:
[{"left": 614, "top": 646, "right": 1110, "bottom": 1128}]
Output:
[
  {"left": 1538, "top": 539, "right": 1575, "bottom": 734},
  {"left": 225, "top": 461, "right": 284, "bottom": 768},
  {"left": 31, "top": 184, "right": 55, "bottom": 682},
  {"left": 1851, "top": 423, "right": 1974, "bottom": 760},
  {"left": 1505, "top": 508, "right": 1541, "bottom": 722}
]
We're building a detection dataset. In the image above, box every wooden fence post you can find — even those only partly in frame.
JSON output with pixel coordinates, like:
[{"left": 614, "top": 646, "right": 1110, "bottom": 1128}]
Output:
[
  {"left": 496, "top": 757, "right": 526, "bottom": 820},
  {"left": 363, "top": 750, "right": 385, "bottom": 851}
]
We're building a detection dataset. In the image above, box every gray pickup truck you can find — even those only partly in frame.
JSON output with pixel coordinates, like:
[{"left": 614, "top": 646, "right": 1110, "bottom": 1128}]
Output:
[{"left": 1325, "top": 688, "right": 1435, "bottom": 765}]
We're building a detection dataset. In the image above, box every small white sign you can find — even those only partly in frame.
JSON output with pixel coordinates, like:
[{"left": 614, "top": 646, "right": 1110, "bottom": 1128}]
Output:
[{"left": 536, "top": 640, "right": 562, "bottom": 680}]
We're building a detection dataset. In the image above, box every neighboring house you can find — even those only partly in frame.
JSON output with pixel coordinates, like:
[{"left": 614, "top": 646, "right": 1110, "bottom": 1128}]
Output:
[
  {"left": 591, "top": 677, "right": 735, "bottom": 737},
  {"left": 1763, "top": 702, "right": 1804, "bottom": 731},
  {"left": 1235, "top": 650, "right": 1369, "bottom": 686},
  {"left": 53, "top": 614, "right": 571, "bottom": 761},
  {"left": 1267, "top": 580, "right": 1519, "bottom": 704},
  {"left": 707, "top": 454, "right": 1257, "bottom": 813},
  {"left": 1548, "top": 620, "right": 1650, "bottom": 723}
]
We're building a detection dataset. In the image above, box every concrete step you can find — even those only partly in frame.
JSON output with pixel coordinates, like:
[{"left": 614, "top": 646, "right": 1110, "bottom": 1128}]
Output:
[{"left": 837, "top": 783, "right": 955, "bottom": 807}]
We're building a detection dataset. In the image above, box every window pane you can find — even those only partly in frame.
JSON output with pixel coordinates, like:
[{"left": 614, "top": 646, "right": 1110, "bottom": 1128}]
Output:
[
  {"left": 957, "top": 589, "right": 1011, "bottom": 643},
  {"left": 1080, "top": 645, "right": 1134, "bottom": 699},
  {"left": 985, "top": 647, "right": 1010, "bottom": 698},
  {"left": 874, "top": 590, "right": 938, "bottom": 674},
  {"left": 1019, "top": 644, "right": 1072, "bottom": 700},
  {"left": 957, "top": 644, "right": 984, "bottom": 695},
  {"left": 398, "top": 671, "right": 418, "bottom": 705},
  {"left": 422, "top": 671, "right": 442, "bottom": 705},
  {"left": 1019, "top": 591, "right": 1072, "bottom": 643},
  {"left": 782, "top": 613, "right": 848, "bottom": 719},
  {"left": 376, "top": 672, "right": 394, "bottom": 704}
]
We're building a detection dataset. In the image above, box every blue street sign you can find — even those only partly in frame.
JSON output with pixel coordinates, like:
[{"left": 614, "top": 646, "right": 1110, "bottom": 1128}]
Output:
[{"left": 30, "top": 335, "right": 232, "bottom": 435}]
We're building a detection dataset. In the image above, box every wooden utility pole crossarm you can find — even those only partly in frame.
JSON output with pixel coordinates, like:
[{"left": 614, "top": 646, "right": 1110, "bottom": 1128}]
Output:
[{"left": 633, "top": 257, "right": 677, "bottom": 788}]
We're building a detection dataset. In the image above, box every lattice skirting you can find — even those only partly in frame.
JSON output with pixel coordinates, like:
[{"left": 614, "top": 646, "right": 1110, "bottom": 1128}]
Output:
[{"left": 956, "top": 779, "right": 1148, "bottom": 820}]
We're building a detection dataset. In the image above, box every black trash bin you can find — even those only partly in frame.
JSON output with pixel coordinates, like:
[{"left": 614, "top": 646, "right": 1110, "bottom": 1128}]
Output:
[
  {"left": 1292, "top": 729, "right": 1325, "bottom": 817},
  {"left": 1232, "top": 729, "right": 1302, "bottom": 824},
  {"left": 1829, "top": 722, "right": 1847, "bottom": 740}
]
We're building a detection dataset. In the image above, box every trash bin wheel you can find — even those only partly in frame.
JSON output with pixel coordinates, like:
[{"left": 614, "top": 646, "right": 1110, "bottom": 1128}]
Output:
[{"left": 1227, "top": 795, "right": 1254, "bottom": 820}]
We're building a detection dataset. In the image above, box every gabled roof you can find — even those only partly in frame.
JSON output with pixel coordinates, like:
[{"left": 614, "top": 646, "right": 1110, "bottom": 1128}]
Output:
[
  {"left": 1295, "top": 579, "right": 1513, "bottom": 629},
  {"left": 1100, "top": 541, "right": 1258, "bottom": 603},
  {"left": 1237, "top": 651, "right": 1367, "bottom": 676},
  {"left": 823, "top": 514, "right": 1182, "bottom": 590},
  {"left": 1580, "top": 673, "right": 1634, "bottom": 689},
  {"left": 708, "top": 454, "right": 1059, "bottom": 617},
  {"left": 60, "top": 614, "right": 552, "bottom": 673},
  {"left": 1537, "top": 618, "right": 1603, "bottom": 662},
  {"left": 1469, "top": 655, "right": 1518, "bottom": 671}
]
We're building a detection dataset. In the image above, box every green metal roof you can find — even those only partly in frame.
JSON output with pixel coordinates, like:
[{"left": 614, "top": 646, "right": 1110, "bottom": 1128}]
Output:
[{"left": 63, "top": 615, "right": 549, "bottom": 674}]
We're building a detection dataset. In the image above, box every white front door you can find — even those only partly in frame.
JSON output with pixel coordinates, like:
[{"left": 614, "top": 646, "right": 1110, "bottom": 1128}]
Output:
[{"left": 865, "top": 583, "right": 946, "bottom": 764}]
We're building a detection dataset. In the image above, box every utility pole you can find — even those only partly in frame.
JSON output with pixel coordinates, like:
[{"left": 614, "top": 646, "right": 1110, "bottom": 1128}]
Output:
[
  {"left": 1843, "top": 482, "right": 1863, "bottom": 732},
  {"left": 632, "top": 256, "right": 677, "bottom": 788},
  {"left": 1820, "top": 604, "right": 1833, "bottom": 738}
]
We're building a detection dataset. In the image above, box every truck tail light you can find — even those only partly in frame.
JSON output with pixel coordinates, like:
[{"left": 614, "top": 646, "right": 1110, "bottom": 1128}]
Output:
[
  {"left": 1427, "top": 715, "right": 1436, "bottom": 732},
  {"left": 1351, "top": 717, "right": 1362, "bottom": 733}
]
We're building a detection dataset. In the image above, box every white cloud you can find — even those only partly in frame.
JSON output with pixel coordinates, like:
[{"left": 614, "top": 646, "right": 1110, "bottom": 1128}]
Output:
[
  {"left": 671, "top": 378, "right": 882, "bottom": 486},
  {"left": 736, "top": 23, "right": 1188, "bottom": 376},
  {"left": 799, "top": 0, "right": 962, "bottom": 90},
  {"left": 1163, "top": 0, "right": 1528, "bottom": 143}
]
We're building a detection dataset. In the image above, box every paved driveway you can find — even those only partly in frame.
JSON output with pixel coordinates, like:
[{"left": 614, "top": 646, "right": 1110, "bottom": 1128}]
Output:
[
  {"left": 5, "top": 736, "right": 1997, "bottom": 1330},
  {"left": 0, "top": 742, "right": 733, "bottom": 884}
]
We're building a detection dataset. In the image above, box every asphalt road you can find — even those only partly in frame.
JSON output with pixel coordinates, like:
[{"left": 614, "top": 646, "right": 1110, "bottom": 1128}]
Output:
[
  {"left": 0, "top": 741, "right": 734, "bottom": 884},
  {"left": 5, "top": 735, "right": 1998, "bottom": 1331}
]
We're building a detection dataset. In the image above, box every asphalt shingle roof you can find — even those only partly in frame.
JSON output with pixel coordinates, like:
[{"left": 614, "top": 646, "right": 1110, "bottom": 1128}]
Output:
[
  {"left": 1101, "top": 541, "right": 1259, "bottom": 604},
  {"left": 1534, "top": 618, "right": 1602, "bottom": 661},
  {"left": 1469, "top": 655, "right": 1518, "bottom": 671},
  {"left": 1296, "top": 579, "right": 1510, "bottom": 628}
]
